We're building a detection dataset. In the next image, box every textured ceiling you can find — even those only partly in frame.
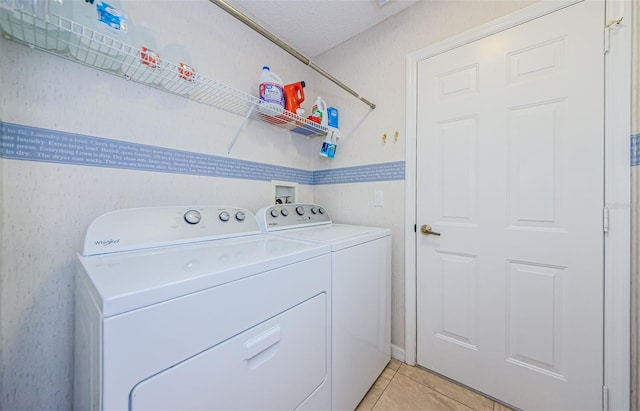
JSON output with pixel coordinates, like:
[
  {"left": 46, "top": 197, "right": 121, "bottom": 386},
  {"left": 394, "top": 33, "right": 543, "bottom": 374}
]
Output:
[{"left": 224, "top": 0, "right": 419, "bottom": 58}]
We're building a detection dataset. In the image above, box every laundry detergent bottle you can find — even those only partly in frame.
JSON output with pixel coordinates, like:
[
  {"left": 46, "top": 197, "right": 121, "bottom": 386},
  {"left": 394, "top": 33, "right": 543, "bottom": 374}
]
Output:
[
  {"left": 258, "top": 66, "right": 285, "bottom": 115},
  {"left": 284, "top": 81, "right": 306, "bottom": 116},
  {"left": 308, "top": 96, "right": 327, "bottom": 125}
]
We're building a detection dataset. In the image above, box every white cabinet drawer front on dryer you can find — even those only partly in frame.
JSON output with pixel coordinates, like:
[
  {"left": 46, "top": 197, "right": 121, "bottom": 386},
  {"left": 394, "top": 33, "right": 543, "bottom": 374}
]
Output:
[{"left": 130, "top": 294, "right": 327, "bottom": 410}]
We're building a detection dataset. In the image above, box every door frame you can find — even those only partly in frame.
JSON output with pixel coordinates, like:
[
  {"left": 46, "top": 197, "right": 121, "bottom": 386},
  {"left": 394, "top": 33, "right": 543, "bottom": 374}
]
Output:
[{"left": 404, "top": 1, "right": 632, "bottom": 409}]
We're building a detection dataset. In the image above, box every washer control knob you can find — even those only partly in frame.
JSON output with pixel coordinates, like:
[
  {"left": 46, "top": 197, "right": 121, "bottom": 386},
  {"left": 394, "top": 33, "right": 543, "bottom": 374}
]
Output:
[
  {"left": 318, "top": 207, "right": 325, "bottom": 215},
  {"left": 270, "top": 209, "right": 279, "bottom": 218},
  {"left": 235, "top": 211, "right": 246, "bottom": 221},
  {"left": 281, "top": 208, "right": 289, "bottom": 217},
  {"left": 311, "top": 207, "right": 318, "bottom": 214},
  {"left": 296, "top": 206, "right": 305, "bottom": 216},
  {"left": 184, "top": 209, "right": 202, "bottom": 225},
  {"left": 219, "top": 211, "right": 230, "bottom": 222}
]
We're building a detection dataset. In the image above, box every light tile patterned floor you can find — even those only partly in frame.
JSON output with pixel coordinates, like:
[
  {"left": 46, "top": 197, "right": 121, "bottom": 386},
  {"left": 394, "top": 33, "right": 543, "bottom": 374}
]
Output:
[{"left": 356, "top": 360, "right": 514, "bottom": 411}]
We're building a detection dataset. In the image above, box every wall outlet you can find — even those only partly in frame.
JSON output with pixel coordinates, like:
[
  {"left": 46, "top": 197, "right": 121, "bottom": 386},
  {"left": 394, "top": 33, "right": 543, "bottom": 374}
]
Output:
[{"left": 374, "top": 190, "right": 384, "bottom": 207}]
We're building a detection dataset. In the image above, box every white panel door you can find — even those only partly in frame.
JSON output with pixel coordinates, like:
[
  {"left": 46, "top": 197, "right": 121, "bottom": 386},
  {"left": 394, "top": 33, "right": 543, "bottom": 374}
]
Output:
[{"left": 415, "top": 2, "right": 604, "bottom": 410}]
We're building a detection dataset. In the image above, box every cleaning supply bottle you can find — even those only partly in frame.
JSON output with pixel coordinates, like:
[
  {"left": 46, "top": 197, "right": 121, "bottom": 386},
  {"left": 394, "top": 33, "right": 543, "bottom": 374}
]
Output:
[
  {"left": 327, "top": 107, "right": 339, "bottom": 128},
  {"left": 327, "top": 131, "right": 338, "bottom": 158},
  {"left": 284, "top": 81, "right": 306, "bottom": 116},
  {"left": 69, "top": 0, "right": 133, "bottom": 71},
  {"left": 319, "top": 131, "right": 332, "bottom": 157},
  {"left": 258, "top": 66, "right": 285, "bottom": 115},
  {"left": 319, "top": 129, "right": 338, "bottom": 158},
  {"left": 308, "top": 96, "right": 327, "bottom": 125}
]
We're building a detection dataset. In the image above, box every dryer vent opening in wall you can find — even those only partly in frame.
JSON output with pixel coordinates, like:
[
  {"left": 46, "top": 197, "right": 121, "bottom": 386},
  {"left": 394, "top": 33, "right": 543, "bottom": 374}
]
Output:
[{"left": 272, "top": 180, "right": 298, "bottom": 204}]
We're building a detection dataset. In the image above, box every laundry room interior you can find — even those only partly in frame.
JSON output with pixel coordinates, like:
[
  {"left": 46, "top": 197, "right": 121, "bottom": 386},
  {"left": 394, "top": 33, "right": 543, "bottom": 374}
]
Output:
[{"left": 0, "top": 0, "right": 638, "bottom": 410}]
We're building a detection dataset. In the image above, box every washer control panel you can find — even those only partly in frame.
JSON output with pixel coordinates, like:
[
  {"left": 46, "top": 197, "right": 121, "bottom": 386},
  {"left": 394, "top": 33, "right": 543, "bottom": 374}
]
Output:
[
  {"left": 82, "top": 206, "right": 260, "bottom": 256},
  {"left": 256, "top": 203, "right": 331, "bottom": 232}
]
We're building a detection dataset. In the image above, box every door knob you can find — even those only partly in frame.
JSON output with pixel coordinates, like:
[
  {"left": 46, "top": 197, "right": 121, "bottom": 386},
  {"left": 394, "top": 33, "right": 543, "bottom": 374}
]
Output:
[{"left": 420, "top": 224, "right": 441, "bottom": 236}]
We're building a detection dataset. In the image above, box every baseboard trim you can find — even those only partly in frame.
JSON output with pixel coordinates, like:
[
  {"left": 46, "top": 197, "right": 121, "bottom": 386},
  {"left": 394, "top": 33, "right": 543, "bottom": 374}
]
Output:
[{"left": 391, "top": 344, "right": 405, "bottom": 362}]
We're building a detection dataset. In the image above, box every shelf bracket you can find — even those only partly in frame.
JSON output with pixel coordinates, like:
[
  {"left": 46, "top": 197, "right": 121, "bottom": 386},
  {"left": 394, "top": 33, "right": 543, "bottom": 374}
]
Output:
[{"left": 227, "top": 105, "right": 255, "bottom": 154}]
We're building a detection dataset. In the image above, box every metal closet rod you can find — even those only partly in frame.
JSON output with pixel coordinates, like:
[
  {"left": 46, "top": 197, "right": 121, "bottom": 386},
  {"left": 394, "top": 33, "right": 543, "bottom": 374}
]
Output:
[{"left": 209, "top": 0, "right": 377, "bottom": 110}]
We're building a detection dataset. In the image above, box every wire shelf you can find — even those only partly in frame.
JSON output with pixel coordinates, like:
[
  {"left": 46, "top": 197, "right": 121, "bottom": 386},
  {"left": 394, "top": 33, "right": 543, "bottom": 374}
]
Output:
[{"left": 0, "top": 7, "right": 329, "bottom": 139}]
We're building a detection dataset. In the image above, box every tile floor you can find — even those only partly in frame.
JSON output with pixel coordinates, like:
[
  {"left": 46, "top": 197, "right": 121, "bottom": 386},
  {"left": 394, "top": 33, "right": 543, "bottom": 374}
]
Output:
[{"left": 356, "top": 359, "right": 514, "bottom": 411}]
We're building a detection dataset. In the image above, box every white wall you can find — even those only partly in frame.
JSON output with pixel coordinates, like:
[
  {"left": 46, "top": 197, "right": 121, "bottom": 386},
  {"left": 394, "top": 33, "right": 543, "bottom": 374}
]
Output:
[
  {"left": 311, "top": 0, "right": 535, "bottom": 356},
  {"left": 0, "top": 1, "right": 316, "bottom": 408},
  {"left": 0, "top": 0, "right": 538, "bottom": 408}
]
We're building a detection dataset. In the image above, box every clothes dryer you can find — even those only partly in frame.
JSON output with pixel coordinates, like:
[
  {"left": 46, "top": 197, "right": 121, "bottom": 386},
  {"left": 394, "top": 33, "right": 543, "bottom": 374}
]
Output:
[
  {"left": 256, "top": 203, "right": 391, "bottom": 411},
  {"left": 74, "top": 206, "right": 332, "bottom": 411}
]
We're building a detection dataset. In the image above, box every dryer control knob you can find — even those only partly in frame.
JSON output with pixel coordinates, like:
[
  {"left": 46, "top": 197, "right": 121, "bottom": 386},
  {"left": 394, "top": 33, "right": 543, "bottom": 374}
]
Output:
[
  {"left": 311, "top": 207, "right": 318, "bottom": 214},
  {"left": 296, "top": 206, "right": 305, "bottom": 216},
  {"left": 235, "top": 211, "right": 246, "bottom": 221},
  {"left": 184, "top": 209, "right": 202, "bottom": 225},
  {"left": 281, "top": 208, "right": 289, "bottom": 217},
  {"left": 318, "top": 207, "right": 325, "bottom": 214},
  {"left": 219, "top": 211, "right": 230, "bottom": 222},
  {"left": 270, "top": 209, "right": 279, "bottom": 218}
]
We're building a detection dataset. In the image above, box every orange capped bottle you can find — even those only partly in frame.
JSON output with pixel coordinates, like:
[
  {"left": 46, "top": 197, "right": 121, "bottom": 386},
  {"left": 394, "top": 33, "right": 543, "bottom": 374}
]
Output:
[{"left": 284, "top": 81, "right": 306, "bottom": 115}]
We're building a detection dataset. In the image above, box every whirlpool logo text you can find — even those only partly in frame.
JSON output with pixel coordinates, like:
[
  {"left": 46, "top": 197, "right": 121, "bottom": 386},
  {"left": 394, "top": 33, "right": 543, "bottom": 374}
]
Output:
[{"left": 94, "top": 239, "right": 120, "bottom": 247}]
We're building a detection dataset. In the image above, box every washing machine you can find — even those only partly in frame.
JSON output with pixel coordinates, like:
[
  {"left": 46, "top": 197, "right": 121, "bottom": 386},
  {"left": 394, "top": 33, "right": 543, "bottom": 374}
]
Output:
[
  {"left": 256, "top": 203, "right": 392, "bottom": 411},
  {"left": 74, "top": 205, "right": 332, "bottom": 411}
]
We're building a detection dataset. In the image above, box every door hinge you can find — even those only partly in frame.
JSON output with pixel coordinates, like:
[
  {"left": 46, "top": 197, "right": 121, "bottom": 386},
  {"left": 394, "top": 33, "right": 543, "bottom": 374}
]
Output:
[
  {"left": 603, "top": 207, "right": 610, "bottom": 233},
  {"left": 414, "top": 224, "right": 417, "bottom": 233},
  {"left": 603, "top": 385, "right": 610, "bottom": 411}
]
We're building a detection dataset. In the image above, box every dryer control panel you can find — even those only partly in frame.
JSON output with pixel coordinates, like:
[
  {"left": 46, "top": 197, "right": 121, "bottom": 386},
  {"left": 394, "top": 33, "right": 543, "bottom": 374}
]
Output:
[
  {"left": 256, "top": 203, "right": 331, "bottom": 232},
  {"left": 82, "top": 206, "right": 260, "bottom": 256}
]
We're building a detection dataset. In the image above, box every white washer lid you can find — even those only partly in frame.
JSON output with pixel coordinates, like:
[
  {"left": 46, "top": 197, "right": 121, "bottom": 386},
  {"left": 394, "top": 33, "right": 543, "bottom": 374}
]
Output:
[
  {"left": 77, "top": 235, "right": 331, "bottom": 317},
  {"left": 270, "top": 223, "right": 391, "bottom": 251}
]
